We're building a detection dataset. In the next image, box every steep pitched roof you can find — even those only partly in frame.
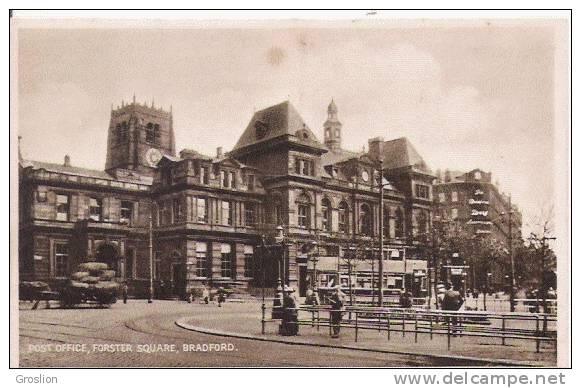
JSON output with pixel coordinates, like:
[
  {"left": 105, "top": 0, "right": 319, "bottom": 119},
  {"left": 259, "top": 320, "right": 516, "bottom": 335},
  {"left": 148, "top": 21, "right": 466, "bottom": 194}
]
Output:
[
  {"left": 381, "top": 137, "right": 430, "bottom": 173},
  {"left": 232, "top": 101, "right": 325, "bottom": 151},
  {"left": 320, "top": 147, "right": 362, "bottom": 167}
]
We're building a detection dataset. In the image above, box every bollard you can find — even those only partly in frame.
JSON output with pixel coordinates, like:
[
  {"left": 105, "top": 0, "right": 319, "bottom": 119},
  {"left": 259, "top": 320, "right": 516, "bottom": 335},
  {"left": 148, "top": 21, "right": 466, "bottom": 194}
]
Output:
[
  {"left": 429, "top": 313, "right": 433, "bottom": 340},
  {"left": 261, "top": 303, "right": 266, "bottom": 334}
]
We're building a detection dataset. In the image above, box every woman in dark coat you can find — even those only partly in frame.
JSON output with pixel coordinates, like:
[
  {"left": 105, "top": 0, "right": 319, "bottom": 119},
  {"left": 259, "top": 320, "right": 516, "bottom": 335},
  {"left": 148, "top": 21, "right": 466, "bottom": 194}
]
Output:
[{"left": 281, "top": 286, "right": 299, "bottom": 336}]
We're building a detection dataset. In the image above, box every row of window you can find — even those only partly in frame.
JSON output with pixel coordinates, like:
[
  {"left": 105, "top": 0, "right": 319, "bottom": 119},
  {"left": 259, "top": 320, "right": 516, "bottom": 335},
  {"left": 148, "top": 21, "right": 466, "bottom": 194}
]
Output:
[
  {"left": 55, "top": 194, "right": 134, "bottom": 225},
  {"left": 294, "top": 157, "right": 315, "bottom": 176},
  {"left": 438, "top": 191, "right": 459, "bottom": 203},
  {"left": 189, "top": 242, "right": 254, "bottom": 279},
  {"left": 114, "top": 121, "right": 161, "bottom": 145},
  {"left": 297, "top": 194, "right": 406, "bottom": 238},
  {"left": 195, "top": 165, "right": 255, "bottom": 191},
  {"left": 157, "top": 197, "right": 257, "bottom": 227}
]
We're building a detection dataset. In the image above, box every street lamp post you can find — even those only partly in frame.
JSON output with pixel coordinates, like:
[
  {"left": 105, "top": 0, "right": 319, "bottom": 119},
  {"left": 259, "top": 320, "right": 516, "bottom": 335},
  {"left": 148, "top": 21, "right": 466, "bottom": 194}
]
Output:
[
  {"left": 378, "top": 157, "right": 385, "bottom": 307},
  {"left": 148, "top": 206, "right": 154, "bottom": 304},
  {"left": 501, "top": 195, "right": 516, "bottom": 312}
]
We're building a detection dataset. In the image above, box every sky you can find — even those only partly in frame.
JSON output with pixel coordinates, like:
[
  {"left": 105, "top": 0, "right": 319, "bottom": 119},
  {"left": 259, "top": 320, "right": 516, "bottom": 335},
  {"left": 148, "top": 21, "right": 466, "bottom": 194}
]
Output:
[{"left": 16, "top": 19, "right": 565, "bottom": 234}]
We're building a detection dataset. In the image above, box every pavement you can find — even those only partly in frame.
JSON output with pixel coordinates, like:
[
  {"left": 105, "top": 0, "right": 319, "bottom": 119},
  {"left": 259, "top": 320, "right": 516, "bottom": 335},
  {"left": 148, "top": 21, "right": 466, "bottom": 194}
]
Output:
[
  {"left": 17, "top": 299, "right": 556, "bottom": 367},
  {"left": 176, "top": 301, "right": 557, "bottom": 367}
]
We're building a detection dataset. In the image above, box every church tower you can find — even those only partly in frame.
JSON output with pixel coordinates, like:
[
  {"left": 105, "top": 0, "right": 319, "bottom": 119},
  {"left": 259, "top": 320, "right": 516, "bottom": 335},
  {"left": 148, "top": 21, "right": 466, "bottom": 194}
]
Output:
[
  {"left": 105, "top": 96, "right": 176, "bottom": 176},
  {"left": 323, "top": 99, "right": 342, "bottom": 151}
]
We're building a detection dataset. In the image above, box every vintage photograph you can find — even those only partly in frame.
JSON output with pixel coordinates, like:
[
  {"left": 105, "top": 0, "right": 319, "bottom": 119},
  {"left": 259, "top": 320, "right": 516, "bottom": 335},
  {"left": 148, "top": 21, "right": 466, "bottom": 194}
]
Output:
[{"left": 10, "top": 11, "right": 570, "bottom": 368}]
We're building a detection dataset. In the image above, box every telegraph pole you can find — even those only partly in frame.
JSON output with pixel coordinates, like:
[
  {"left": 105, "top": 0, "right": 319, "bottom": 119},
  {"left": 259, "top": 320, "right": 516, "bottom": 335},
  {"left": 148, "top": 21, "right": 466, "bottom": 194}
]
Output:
[
  {"left": 508, "top": 195, "right": 515, "bottom": 312},
  {"left": 148, "top": 208, "right": 154, "bottom": 304},
  {"left": 378, "top": 157, "right": 384, "bottom": 307}
]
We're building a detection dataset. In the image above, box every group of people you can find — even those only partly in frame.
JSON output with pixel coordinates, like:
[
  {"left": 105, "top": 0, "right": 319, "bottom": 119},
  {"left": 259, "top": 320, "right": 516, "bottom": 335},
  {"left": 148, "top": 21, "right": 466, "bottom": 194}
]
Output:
[
  {"left": 280, "top": 285, "right": 347, "bottom": 338},
  {"left": 186, "top": 285, "right": 227, "bottom": 306}
]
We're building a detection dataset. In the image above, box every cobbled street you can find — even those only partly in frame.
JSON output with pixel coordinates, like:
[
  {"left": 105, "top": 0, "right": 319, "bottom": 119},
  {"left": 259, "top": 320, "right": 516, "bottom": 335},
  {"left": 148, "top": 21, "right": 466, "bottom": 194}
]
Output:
[{"left": 18, "top": 300, "right": 464, "bottom": 367}]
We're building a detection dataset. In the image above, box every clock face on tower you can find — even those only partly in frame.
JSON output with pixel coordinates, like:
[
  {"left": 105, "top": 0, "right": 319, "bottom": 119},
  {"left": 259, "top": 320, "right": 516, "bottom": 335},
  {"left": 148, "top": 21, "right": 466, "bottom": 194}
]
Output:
[{"left": 145, "top": 148, "right": 163, "bottom": 167}]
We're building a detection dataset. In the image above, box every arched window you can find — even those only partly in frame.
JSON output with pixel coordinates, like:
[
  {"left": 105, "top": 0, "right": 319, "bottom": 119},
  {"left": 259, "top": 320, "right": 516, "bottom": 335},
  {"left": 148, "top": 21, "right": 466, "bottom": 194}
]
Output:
[
  {"left": 395, "top": 207, "right": 404, "bottom": 238},
  {"left": 146, "top": 123, "right": 155, "bottom": 143},
  {"left": 297, "top": 194, "right": 311, "bottom": 229},
  {"left": 360, "top": 203, "right": 373, "bottom": 236},
  {"left": 338, "top": 201, "right": 349, "bottom": 234},
  {"left": 321, "top": 198, "right": 332, "bottom": 232},
  {"left": 153, "top": 124, "right": 160, "bottom": 144}
]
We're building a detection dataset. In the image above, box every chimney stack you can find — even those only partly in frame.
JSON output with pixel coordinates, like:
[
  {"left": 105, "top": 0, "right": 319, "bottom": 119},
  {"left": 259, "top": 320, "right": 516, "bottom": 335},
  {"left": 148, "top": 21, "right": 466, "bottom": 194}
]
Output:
[
  {"left": 368, "top": 137, "right": 384, "bottom": 159},
  {"left": 216, "top": 147, "right": 223, "bottom": 158},
  {"left": 64, "top": 155, "right": 71, "bottom": 167}
]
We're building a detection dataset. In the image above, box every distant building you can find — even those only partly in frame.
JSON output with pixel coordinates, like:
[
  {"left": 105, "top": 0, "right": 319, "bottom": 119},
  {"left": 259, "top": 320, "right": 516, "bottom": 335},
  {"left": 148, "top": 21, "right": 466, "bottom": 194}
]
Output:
[
  {"left": 19, "top": 98, "right": 435, "bottom": 299},
  {"left": 433, "top": 168, "right": 523, "bottom": 289}
]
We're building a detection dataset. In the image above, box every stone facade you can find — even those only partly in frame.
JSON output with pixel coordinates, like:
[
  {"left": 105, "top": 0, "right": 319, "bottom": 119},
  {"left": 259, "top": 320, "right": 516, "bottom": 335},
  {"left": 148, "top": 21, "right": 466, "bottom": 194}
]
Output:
[{"left": 19, "top": 99, "right": 435, "bottom": 299}]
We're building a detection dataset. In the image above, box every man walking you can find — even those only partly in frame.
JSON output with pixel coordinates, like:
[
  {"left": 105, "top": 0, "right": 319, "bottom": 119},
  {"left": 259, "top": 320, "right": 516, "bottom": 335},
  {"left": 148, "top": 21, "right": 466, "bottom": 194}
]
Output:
[
  {"left": 329, "top": 285, "right": 345, "bottom": 338},
  {"left": 442, "top": 283, "right": 464, "bottom": 333}
]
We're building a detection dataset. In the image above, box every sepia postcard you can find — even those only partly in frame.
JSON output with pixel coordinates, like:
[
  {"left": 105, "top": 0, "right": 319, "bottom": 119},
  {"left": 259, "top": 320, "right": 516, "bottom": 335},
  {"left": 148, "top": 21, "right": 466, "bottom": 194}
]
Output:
[{"left": 9, "top": 10, "right": 571, "bottom": 370}]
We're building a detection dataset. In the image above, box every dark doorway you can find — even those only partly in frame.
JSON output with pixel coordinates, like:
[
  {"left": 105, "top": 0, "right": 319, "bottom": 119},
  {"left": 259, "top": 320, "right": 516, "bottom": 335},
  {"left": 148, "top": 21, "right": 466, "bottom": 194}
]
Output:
[
  {"left": 172, "top": 263, "right": 186, "bottom": 298},
  {"left": 125, "top": 247, "right": 135, "bottom": 279},
  {"left": 298, "top": 265, "right": 307, "bottom": 297}
]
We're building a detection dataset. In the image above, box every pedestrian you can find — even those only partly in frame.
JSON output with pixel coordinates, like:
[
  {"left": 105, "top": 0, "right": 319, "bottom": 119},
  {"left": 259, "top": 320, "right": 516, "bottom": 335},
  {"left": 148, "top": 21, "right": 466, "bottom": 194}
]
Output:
[
  {"left": 441, "top": 283, "right": 464, "bottom": 334},
  {"left": 217, "top": 286, "right": 226, "bottom": 307},
  {"left": 399, "top": 290, "right": 413, "bottom": 308},
  {"left": 202, "top": 284, "right": 210, "bottom": 304},
  {"left": 122, "top": 281, "right": 128, "bottom": 304},
  {"left": 187, "top": 289, "right": 193, "bottom": 304},
  {"left": 329, "top": 285, "right": 344, "bottom": 338},
  {"left": 281, "top": 285, "right": 299, "bottom": 336}
]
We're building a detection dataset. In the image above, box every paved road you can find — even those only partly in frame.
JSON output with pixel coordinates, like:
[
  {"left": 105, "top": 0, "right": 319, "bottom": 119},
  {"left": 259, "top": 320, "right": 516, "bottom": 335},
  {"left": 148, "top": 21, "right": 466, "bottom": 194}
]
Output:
[{"left": 19, "top": 300, "right": 460, "bottom": 367}]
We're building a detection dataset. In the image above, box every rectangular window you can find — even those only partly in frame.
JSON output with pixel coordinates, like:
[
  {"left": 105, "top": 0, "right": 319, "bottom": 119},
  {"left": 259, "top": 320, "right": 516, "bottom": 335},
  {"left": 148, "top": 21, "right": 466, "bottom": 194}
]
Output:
[
  {"left": 229, "top": 171, "right": 235, "bottom": 188},
  {"left": 54, "top": 242, "right": 69, "bottom": 277},
  {"left": 196, "top": 198, "right": 208, "bottom": 223},
  {"left": 439, "top": 192, "right": 446, "bottom": 203},
  {"left": 245, "top": 202, "right": 256, "bottom": 226},
  {"left": 221, "top": 170, "right": 227, "bottom": 187},
  {"left": 56, "top": 194, "right": 69, "bottom": 221},
  {"left": 295, "top": 159, "right": 301, "bottom": 174},
  {"left": 247, "top": 174, "right": 255, "bottom": 191},
  {"left": 221, "top": 243, "right": 232, "bottom": 278},
  {"left": 244, "top": 245, "right": 254, "bottom": 278},
  {"left": 89, "top": 197, "right": 102, "bottom": 221},
  {"left": 222, "top": 201, "right": 233, "bottom": 225},
  {"left": 452, "top": 191, "right": 458, "bottom": 202},
  {"left": 200, "top": 166, "right": 208, "bottom": 184},
  {"left": 195, "top": 242, "right": 208, "bottom": 278},
  {"left": 415, "top": 184, "right": 430, "bottom": 199},
  {"left": 154, "top": 253, "right": 161, "bottom": 280},
  {"left": 451, "top": 208, "right": 458, "bottom": 220},
  {"left": 120, "top": 201, "right": 133, "bottom": 225},
  {"left": 173, "top": 198, "right": 182, "bottom": 223}
]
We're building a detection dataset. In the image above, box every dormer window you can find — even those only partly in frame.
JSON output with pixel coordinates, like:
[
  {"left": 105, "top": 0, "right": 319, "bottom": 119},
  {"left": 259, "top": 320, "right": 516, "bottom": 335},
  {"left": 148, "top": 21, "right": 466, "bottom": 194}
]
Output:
[
  {"left": 474, "top": 171, "right": 482, "bottom": 180},
  {"left": 255, "top": 121, "right": 268, "bottom": 139}
]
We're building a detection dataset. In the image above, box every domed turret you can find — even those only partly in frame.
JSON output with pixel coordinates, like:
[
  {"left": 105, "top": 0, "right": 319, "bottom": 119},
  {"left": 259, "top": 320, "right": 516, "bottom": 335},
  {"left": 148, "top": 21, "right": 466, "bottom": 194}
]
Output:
[{"left": 324, "top": 99, "right": 342, "bottom": 151}]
